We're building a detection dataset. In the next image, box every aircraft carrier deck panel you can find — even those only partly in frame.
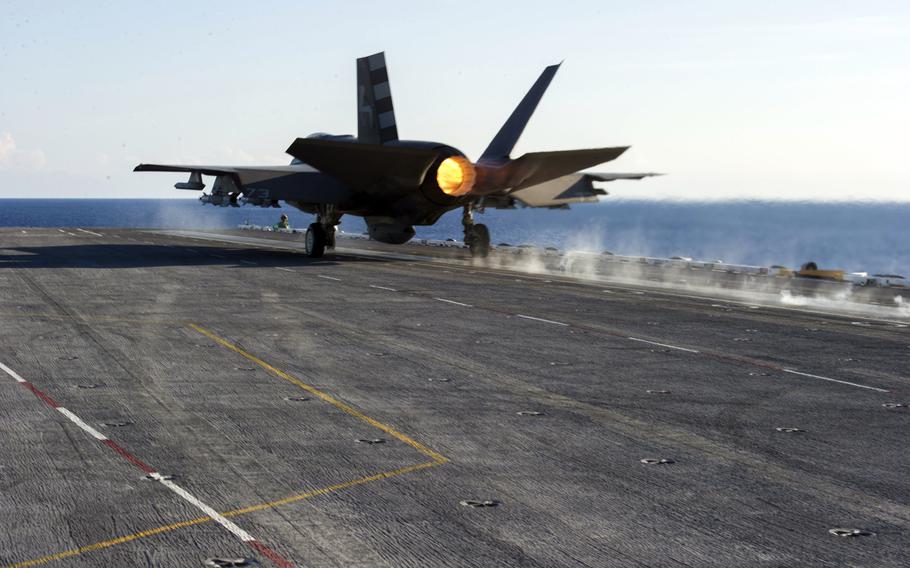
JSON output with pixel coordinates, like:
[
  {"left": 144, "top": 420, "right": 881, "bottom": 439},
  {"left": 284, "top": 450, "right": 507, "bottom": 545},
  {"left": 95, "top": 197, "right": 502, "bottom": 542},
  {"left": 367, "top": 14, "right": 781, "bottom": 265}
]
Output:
[{"left": 1, "top": 228, "right": 908, "bottom": 568}]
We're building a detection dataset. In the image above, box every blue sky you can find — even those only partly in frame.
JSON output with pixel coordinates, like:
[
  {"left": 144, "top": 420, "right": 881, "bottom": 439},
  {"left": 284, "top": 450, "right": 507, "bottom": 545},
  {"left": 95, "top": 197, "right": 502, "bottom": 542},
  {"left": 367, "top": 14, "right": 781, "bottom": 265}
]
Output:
[{"left": 1, "top": 1, "right": 908, "bottom": 200}]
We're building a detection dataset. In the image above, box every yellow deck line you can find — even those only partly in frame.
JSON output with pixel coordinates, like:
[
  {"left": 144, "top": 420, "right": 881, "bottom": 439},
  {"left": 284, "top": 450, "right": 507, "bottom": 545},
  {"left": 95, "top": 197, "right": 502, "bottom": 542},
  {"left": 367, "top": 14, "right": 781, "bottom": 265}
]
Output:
[
  {"left": 5, "top": 461, "right": 440, "bottom": 568},
  {"left": 189, "top": 323, "right": 449, "bottom": 464},
  {"left": 224, "top": 461, "right": 439, "bottom": 516}
]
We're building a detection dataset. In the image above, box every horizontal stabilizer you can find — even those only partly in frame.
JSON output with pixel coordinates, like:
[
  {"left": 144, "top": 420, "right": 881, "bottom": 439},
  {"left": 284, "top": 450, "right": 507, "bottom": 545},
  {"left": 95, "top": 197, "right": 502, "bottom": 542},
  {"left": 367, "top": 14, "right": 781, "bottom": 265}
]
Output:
[
  {"left": 285, "top": 138, "right": 438, "bottom": 189},
  {"left": 510, "top": 174, "right": 602, "bottom": 207},
  {"left": 586, "top": 172, "right": 664, "bottom": 182},
  {"left": 510, "top": 170, "right": 663, "bottom": 207},
  {"left": 509, "top": 147, "right": 628, "bottom": 190}
]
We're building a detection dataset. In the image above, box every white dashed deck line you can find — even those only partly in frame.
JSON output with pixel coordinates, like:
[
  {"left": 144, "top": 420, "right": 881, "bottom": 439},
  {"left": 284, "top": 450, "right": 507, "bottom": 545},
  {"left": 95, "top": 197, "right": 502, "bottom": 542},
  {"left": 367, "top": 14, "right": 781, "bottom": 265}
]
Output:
[
  {"left": 57, "top": 407, "right": 109, "bottom": 441},
  {"left": 0, "top": 362, "right": 27, "bottom": 382},
  {"left": 782, "top": 369, "right": 889, "bottom": 393},
  {"left": 274, "top": 267, "right": 295, "bottom": 273},
  {"left": 627, "top": 337, "right": 700, "bottom": 353},
  {"left": 516, "top": 314, "right": 569, "bottom": 326},
  {"left": 369, "top": 285, "right": 398, "bottom": 292},
  {"left": 434, "top": 298, "right": 473, "bottom": 307},
  {"left": 76, "top": 228, "right": 104, "bottom": 237},
  {"left": 317, "top": 275, "right": 341, "bottom": 281},
  {"left": 149, "top": 473, "right": 256, "bottom": 542}
]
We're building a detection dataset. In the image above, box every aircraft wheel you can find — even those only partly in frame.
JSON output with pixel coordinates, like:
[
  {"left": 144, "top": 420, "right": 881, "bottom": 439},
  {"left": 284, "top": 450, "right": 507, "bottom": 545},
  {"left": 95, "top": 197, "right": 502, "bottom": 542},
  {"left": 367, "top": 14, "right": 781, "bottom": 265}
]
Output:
[
  {"left": 305, "top": 223, "right": 327, "bottom": 258},
  {"left": 470, "top": 224, "right": 490, "bottom": 258}
]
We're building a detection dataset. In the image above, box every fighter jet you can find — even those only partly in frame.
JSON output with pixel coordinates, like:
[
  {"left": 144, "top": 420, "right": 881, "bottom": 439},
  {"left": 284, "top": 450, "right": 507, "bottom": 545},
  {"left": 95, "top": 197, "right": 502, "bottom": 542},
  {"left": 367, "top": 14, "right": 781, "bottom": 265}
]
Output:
[{"left": 135, "top": 52, "right": 659, "bottom": 258}]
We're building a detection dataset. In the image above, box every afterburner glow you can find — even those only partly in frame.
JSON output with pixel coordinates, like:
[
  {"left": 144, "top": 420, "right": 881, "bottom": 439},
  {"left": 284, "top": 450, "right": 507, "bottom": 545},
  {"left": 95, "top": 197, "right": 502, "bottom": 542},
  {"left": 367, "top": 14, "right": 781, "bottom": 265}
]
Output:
[{"left": 436, "top": 156, "right": 476, "bottom": 196}]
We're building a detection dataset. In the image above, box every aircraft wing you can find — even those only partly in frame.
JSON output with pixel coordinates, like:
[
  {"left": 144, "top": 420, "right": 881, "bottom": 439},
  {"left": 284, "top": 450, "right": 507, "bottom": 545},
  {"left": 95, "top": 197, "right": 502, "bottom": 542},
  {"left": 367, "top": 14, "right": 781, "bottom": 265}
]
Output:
[
  {"left": 134, "top": 163, "right": 352, "bottom": 203},
  {"left": 586, "top": 172, "right": 663, "bottom": 182},
  {"left": 135, "top": 164, "right": 241, "bottom": 176},
  {"left": 508, "top": 172, "right": 662, "bottom": 208},
  {"left": 134, "top": 163, "right": 323, "bottom": 183}
]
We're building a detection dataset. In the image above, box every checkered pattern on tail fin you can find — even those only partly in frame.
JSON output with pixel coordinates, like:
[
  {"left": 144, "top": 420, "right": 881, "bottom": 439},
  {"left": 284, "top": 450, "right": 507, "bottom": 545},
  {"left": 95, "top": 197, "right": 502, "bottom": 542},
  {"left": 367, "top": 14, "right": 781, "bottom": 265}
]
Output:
[{"left": 356, "top": 52, "right": 398, "bottom": 145}]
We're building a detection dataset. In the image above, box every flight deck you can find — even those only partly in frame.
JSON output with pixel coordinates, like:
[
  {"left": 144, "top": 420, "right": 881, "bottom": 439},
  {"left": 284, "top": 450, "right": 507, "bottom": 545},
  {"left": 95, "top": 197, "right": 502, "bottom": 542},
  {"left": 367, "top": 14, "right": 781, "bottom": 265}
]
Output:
[{"left": 1, "top": 227, "right": 908, "bottom": 567}]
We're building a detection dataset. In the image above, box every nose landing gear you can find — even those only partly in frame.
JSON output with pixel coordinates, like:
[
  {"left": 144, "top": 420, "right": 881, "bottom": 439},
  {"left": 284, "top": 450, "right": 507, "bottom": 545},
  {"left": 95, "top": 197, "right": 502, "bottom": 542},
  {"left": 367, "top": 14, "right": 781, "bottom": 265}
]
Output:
[{"left": 462, "top": 204, "right": 490, "bottom": 258}]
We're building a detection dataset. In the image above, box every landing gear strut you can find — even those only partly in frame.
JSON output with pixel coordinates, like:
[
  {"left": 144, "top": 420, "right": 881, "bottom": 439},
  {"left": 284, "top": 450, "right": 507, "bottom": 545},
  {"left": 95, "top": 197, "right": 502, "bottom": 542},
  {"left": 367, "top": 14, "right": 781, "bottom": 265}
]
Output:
[
  {"left": 305, "top": 205, "right": 341, "bottom": 258},
  {"left": 462, "top": 204, "right": 490, "bottom": 258}
]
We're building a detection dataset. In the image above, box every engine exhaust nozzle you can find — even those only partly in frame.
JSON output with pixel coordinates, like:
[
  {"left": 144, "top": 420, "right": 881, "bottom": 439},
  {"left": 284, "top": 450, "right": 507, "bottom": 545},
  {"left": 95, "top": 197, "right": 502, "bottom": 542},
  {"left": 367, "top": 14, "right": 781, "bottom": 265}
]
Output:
[{"left": 436, "top": 156, "right": 476, "bottom": 197}]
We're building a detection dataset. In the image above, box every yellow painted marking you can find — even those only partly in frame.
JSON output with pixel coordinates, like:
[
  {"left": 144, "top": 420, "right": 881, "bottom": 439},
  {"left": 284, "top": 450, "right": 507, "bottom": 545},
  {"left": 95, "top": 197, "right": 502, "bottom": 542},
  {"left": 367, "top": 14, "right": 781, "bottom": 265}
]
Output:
[
  {"left": 224, "top": 461, "right": 439, "bottom": 516},
  {"left": 190, "top": 323, "right": 449, "bottom": 464},
  {"left": 5, "top": 462, "right": 440, "bottom": 568},
  {"left": 5, "top": 518, "right": 209, "bottom": 568}
]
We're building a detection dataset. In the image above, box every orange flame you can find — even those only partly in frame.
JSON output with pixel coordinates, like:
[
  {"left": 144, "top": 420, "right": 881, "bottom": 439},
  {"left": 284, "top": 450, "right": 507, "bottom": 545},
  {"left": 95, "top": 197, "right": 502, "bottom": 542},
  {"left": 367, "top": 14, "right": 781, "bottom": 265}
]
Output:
[{"left": 436, "top": 156, "right": 476, "bottom": 197}]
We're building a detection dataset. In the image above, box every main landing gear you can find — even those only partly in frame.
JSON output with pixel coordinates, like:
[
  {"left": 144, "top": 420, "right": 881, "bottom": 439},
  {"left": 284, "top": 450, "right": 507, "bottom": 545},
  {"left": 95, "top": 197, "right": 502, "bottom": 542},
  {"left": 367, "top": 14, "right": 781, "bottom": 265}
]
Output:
[
  {"left": 305, "top": 205, "right": 341, "bottom": 258},
  {"left": 462, "top": 204, "right": 490, "bottom": 258}
]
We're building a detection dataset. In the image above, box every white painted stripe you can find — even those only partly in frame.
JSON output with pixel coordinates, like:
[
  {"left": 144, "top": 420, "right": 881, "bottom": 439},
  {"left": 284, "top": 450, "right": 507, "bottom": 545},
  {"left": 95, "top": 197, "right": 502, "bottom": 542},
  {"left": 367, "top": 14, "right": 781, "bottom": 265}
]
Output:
[
  {"left": 57, "top": 229, "right": 66, "bottom": 233},
  {"left": 0, "top": 361, "right": 28, "bottom": 383},
  {"left": 434, "top": 298, "right": 472, "bottom": 307},
  {"left": 782, "top": 368, "right": 888, "bottom": 392},
  {"left": 369, "top": 284, "right": 398, "bottom": 292},
  {"left": 0, "top": 362, "right": 28, "bottom": 383},
  {"left": 627, "top": 337, "right": 700, "bottom": 353},
  {"left": 57, "top": 407, "right": 108, "bottom": 441},
  {"left": 516, "top": 314, "right": 569, "bottom": 326},
  {"left": 76, "top": 228, "right": 104, "bottom": 237},
  {"left": 150, "top": 473, "right": 255, "bottom": 542},
  {"left": 318, "top": 274, "right": 341, "bottom": 281},
  {"left": 274, "top": 267, "right": 295, "bottom": 273}
]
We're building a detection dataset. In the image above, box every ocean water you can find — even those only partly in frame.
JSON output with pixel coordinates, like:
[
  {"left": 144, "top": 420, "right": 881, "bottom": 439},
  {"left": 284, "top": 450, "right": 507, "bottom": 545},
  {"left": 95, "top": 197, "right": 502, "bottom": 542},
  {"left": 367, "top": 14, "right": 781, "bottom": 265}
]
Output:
[{"left": 1, "top": 199, "right": 907, "bottom": 275}]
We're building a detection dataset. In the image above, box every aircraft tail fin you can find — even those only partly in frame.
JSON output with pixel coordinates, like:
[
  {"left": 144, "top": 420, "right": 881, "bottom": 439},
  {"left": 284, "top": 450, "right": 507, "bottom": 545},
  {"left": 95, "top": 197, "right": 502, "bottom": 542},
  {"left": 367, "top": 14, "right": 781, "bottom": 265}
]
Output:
[
  {"left": 357, "top": 52, "right": 398, "bottom": 145},
  {"left": 479, "top": 63, "right": 561, "bottom": 163}
]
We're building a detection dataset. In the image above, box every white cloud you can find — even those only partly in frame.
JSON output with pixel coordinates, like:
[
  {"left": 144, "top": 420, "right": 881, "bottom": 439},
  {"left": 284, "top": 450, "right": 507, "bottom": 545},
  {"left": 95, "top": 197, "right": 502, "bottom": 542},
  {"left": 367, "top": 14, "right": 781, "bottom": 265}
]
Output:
[{"left": 0, "top": 132, "right": 47, "bottom": 171}]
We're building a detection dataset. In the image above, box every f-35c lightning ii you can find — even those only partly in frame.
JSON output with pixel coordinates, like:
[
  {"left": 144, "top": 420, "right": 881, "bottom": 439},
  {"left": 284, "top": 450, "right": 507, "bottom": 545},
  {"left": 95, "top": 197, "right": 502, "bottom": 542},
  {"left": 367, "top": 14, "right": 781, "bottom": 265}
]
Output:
[{"left": 135, "top": 52, "right": 659, "bottom": 258}]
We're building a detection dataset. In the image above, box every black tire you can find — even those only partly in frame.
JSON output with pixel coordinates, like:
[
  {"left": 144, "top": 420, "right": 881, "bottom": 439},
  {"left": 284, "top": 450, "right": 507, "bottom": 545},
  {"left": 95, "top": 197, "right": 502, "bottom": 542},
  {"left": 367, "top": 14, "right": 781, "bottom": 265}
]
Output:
[
  {"left": 469, "top": 224, "right": 491, "bottom": 258},
  {"left": 305, "top": 223, "right": 327, "bottom": 258}
]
